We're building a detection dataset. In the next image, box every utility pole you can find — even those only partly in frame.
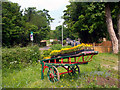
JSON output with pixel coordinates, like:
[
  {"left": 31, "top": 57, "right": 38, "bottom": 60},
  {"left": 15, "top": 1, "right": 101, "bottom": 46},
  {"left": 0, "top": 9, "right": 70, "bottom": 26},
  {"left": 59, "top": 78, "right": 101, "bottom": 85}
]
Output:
[
  {"left": 58, "top": 19, "right": 64, "bottom": 47},
  {"left": 62, "top": 23, "right": 63, "bottom": 47}
]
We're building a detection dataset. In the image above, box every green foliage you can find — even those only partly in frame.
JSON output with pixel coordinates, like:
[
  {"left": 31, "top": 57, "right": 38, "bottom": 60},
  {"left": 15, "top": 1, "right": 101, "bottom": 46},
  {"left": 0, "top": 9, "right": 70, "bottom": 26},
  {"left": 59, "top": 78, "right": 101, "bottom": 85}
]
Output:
[
  {"left": 50, "top": 44, "right": 62, "bottom": 50},
  {"left": 62, "top": 45, "right": 72, "bottom": 48},
  {"left": 2, "top": 2, "right": 25, "bottom": 46},
  {"left": 53, "top": 41, "right": 60, "bottom": 44},
  {"left": 2, "top": 2, "right": 54, "bottom": 47},
  {"left": 51, "top": 45, "right": 72, "bottom": 50},
  {"left": 63, "top": 2, "right": 119, "bottom": 43},
  {"left": 2, "top": 53, "right": 118, "bottom": 88},
  {"left": 63, "top": 40, "right": 66, "bottom": 45},
  {"left": 2, "top": 45, "right": 41, "bottom": 70},
  {"left": 54, "top": 25, "right": 79, "bottom": 40},
  {"left": 41, "top": 49, "right": 52, "bottom": 58}
]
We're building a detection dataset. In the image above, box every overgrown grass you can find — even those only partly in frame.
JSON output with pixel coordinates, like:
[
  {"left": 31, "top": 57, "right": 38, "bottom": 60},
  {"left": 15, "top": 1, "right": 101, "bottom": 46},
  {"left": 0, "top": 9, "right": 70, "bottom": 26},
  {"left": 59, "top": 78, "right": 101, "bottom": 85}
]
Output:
[
  {"left": 2, "top": 53, "right": 118, "bottom": 88},
  {"left": 2, "top": 45, "right": 41, "bottom": 70}
]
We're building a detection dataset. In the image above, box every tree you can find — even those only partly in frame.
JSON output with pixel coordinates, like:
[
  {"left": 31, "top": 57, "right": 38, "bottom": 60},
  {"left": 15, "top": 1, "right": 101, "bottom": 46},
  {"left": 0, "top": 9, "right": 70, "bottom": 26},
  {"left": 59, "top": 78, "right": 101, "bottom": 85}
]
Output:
[
  {"left": 105, "top": 3, "right": 118, "bottom": 54},
  {"left": 63, "top": 2, "right": 119, "bottom": 53},
  {"left": 2, "top": 2, "right": 54, "bottom": 47},
  {"left": 2, "top": 2, "right": 25, "bottom": 46},
  {"left": 24, "top": 8, "right": 54, "bottom": 43},
  {"left": 24, "top": 7, "right": 36, "bottom": 22},
  {"left": 63, "top": 2, "right": 109, "bottom": 43},
  {"left": 117, "top": 3, "right": 120, "bottom": 50},
  {"left": 47, "top": 25, "right": 79, "bottom": 40}
]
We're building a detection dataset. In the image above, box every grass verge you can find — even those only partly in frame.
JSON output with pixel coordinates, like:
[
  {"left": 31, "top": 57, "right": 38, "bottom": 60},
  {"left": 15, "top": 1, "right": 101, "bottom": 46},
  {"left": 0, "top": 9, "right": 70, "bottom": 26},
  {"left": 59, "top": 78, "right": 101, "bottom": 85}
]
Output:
[{"left": 2, "top": 53, "right": 118, "bottom": 88}]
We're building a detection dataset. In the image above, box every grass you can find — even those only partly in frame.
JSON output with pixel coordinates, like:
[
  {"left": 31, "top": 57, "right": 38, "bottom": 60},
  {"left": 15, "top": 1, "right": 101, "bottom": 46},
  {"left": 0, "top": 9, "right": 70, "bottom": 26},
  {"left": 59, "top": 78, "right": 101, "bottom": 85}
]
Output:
[{"left": 2, "top": 53, "right": 118, "bottom": 88}]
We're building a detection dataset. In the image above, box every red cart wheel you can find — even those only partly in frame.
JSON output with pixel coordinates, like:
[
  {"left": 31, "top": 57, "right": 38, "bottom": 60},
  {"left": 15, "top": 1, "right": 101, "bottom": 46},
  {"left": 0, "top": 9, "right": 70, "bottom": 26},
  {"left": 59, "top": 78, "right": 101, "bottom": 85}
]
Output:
[
  {"left": 68, "top": 65, "right": 80, "bottom": 76},
  {"left": 47, "top": 66, "right": 60, "bottom": 82}
]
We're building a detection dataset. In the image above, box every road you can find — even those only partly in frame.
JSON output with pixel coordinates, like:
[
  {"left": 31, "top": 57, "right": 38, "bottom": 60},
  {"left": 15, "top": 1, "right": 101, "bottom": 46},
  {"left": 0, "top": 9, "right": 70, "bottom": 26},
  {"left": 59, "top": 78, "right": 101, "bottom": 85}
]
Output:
[{"left": 39, "top": 46, "right": 51, "bottom": 50}]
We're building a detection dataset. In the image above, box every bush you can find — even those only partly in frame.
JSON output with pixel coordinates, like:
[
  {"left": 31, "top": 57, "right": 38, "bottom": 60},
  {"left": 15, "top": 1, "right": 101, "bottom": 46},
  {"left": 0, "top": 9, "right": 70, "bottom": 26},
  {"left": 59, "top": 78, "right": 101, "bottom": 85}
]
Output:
[
  {"left": 41, "top": 49, "right": 52, "bottom": 58},
  {"left": 2, "top": 45, "right": 41, "bottom": 70},
  {"left": 50, "top": 44, "right": 62, "bottom": 50},
  {"left": 53, "top": 41, "right": 60, "bottom": 44},
  {"left": 63, "top": 40, "right": 66, "bottom": 45},
  {"left": 62, "top": 45, "right": 72, "bottom": 48}
]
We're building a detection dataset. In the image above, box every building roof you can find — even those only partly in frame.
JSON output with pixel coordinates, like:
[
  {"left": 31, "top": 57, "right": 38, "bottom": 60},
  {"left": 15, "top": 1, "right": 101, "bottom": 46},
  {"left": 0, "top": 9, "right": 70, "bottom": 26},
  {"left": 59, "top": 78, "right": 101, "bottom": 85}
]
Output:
[{"left": 40, "top": 40, "right": 48, "bottom": 42}]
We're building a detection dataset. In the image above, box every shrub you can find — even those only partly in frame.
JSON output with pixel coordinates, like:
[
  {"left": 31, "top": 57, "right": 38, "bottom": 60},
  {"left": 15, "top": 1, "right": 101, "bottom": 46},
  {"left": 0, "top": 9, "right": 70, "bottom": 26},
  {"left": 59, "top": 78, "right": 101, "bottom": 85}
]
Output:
[
  {"left": 2, "top": 45, "right": 41, "bottom": 70},
  {"left": 50, "top": 44, "right": 62, "bottom": 50},
  {"left": 53, "top": 41, "right": 60, "bottom": 44},
  {"left": 41, "top": 49, "right": 52, "bottom": 58},
  {"left": 63, "top": 40, "right": 66, "bottom": 45},
  {"left": 62, "top": 45, "right": 72, "bottom": 48}
]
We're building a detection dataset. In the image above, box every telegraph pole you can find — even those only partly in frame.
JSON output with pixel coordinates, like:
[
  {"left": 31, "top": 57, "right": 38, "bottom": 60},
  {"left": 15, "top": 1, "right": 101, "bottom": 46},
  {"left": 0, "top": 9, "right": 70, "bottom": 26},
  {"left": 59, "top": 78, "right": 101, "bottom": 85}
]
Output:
[{"left": 62, "top": 23, "right": 63, "bottom": 47}]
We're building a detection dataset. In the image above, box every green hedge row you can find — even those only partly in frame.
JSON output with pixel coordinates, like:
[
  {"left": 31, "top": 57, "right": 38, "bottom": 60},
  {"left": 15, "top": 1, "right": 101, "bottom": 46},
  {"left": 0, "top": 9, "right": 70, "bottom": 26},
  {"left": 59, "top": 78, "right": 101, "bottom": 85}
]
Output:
[{"left": 2, "top": 45, "right": 41, "bottom": 69}]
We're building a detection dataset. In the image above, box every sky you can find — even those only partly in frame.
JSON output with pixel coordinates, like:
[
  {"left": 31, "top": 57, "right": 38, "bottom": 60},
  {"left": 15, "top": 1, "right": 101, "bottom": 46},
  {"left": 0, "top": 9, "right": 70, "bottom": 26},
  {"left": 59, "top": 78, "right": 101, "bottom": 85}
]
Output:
[{"left": 9, "top": 0, "right": 70, "bottom": 30}]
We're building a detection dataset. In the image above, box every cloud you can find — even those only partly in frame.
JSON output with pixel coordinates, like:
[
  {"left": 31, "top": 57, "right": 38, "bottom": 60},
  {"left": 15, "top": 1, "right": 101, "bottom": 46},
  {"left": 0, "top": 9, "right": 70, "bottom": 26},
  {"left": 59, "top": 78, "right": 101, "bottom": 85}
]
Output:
[
  {"left": 9, "top": 0, "right": 69, "bottom": 11},
  {"left": 9, "top": 0, "right": 70, "bottom": 30}
]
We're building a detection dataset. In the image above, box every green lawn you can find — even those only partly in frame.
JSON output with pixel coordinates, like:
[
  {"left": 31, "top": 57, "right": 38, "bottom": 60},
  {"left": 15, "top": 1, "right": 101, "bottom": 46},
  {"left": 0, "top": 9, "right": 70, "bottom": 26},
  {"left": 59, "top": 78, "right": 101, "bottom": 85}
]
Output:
[{"left": 2, "top": 53, "right": 118, "bottom": 88}]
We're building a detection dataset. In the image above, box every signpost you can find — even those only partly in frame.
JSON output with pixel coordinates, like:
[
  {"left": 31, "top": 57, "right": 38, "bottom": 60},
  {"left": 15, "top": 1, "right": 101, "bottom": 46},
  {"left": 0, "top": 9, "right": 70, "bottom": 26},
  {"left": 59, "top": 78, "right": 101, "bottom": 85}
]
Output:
[{"left": 30, "top": 31, "right": 33, "bottom": 46}]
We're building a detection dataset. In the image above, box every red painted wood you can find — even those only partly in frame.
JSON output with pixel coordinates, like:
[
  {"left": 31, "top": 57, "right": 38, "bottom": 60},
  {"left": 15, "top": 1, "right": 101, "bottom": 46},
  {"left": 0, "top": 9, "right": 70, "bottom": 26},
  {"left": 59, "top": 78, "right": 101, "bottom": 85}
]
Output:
[
  {"left": 69, "top": 57, "right": 71, "bottom": 64},
  {"left": 44, "top": 61, "right": 88, "bottom": 64},
  {"left": 74, "top": 57, "right": 76, "bottom": 62},
  {"left": 43, "top": 66, "right": 49, "bottom": 73},
  {"left": 85, "top": 55, "right": 90, "bottom": 61},
  {"left": 77, "top": 56, "right": 81, "bottom": 62},
  {"left": 88, "top": 54, "right": 93, "bottom": 62},
  {"left": 82, "top": 56, "right": 84, "bottom": 62},
  {"left": 59, "top": 70, "right": 72, "bottom": 75},
  {"left": 61, "top": 58, "right": 63, "bottom": 63},
  {"left": 54, "top": 59, "right": 56, "bottom": 63}
]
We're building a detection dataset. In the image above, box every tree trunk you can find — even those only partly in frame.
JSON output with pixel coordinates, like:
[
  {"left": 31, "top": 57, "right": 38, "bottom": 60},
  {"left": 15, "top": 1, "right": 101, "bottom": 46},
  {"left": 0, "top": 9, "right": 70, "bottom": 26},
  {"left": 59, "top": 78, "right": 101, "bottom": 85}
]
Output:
[
  {"left": 105, "top": 3, "right": 118, "bottom": 54},
  {"left": 118, "top": 14, "right": 120, "bottom": 50}
]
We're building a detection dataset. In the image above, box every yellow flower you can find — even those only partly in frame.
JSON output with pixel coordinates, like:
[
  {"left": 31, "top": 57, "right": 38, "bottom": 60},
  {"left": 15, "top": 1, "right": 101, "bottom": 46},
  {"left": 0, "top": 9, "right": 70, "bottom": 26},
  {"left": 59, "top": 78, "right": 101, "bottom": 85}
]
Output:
[
  {"left": 61, "top": 85, "right": 63, "bottom": 87},
  {"left": 50, "top": 50, "right": 61, "bottom": 54},
  {"left": 61, "top": 48, "right": 70, "bottom": 51},
  {"left": 43, "top": 56, "right": 51, "bottom": 59}
]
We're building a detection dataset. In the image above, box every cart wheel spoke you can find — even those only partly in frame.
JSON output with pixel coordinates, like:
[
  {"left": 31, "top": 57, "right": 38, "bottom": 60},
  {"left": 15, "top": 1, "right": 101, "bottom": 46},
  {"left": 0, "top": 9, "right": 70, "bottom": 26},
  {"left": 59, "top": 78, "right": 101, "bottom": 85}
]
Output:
[
  {"left": 68, "top": 66, "right": 73, "bottom": 76},
  {"left": 47, "top": 66, "right": 60, "bottom": 82},
  {"left": 68, "top": 65, "right": 80, "bottom": 76},
  {"left": 54, "top": 77, "right": 58, "bottom": 81}
]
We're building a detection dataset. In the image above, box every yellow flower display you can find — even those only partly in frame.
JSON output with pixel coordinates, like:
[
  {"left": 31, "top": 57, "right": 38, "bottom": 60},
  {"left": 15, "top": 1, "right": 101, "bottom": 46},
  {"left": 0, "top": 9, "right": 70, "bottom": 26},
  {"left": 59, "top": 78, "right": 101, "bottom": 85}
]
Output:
[
  {"left": 49, "top": 43, "right": 93, "bottom": 57},
  {"left": 43, "top": 56, "right": 51, "bottom": 59},
  {"left": 50, "top": 50, "right": 61, "bottom": 56}
]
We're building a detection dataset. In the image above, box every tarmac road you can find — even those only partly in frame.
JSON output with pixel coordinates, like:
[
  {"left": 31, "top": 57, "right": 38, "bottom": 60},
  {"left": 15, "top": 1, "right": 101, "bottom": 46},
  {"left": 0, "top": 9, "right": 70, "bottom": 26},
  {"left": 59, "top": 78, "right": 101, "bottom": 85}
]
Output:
[{"left": 39, "top": 46, "right": 51, "bottom": 50}]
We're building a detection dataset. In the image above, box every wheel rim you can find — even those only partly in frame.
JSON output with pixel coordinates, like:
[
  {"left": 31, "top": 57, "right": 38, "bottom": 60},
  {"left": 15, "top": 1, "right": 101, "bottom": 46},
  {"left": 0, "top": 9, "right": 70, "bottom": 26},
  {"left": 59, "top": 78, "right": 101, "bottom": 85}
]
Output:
[
  {"left": 47, "top": 66, "right": 60, "bottom": 82},
  {"left": 73, "top": 65, "right": 80, "bottom": 75},
  {"left": 68, "top": 65, "right": 80, "bottom": 76}
]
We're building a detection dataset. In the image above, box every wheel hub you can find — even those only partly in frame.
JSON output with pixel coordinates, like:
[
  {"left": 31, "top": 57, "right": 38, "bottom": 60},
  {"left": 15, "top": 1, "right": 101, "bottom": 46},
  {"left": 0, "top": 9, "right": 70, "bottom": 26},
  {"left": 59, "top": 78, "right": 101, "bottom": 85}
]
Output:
[{"left": 49, "top": 73, "right": 54, "bottom": 78}]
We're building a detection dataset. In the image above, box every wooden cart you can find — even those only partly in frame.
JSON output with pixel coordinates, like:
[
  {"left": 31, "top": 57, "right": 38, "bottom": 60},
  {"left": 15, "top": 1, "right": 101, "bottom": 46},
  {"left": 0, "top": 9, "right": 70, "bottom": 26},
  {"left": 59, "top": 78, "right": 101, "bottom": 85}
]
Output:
[{"left": 40, "top": 50, "right": 98, "bottom": 82}]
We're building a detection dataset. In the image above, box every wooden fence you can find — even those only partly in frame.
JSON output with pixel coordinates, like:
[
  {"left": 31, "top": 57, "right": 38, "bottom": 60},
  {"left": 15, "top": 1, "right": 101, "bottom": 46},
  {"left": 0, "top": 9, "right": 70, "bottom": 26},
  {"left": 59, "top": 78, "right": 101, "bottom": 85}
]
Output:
[
  {"left": 93, "top": 46, "right": 112, "bottom": 53},
  {"left": 85, "top": 41, "right": 112, "bottom": 53}
]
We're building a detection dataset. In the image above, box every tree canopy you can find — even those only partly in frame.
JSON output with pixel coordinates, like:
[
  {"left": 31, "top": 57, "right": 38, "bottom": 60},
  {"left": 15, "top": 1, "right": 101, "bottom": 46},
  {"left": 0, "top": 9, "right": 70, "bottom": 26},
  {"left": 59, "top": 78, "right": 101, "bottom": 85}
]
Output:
[
  {"left": 2, "top": 2, "right": 54, "bottom": 47},
  {"left": 63, "top": 2, "right": 119, "bottom": 43}
]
